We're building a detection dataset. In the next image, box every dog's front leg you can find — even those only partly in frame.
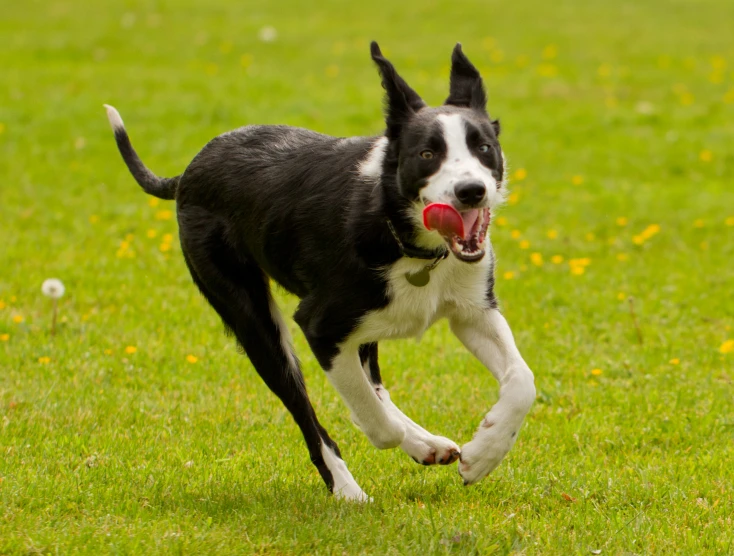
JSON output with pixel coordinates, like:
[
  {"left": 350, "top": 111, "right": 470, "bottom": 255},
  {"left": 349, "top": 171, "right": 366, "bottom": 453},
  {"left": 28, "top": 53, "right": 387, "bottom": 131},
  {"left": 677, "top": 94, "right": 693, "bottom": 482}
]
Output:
[
  {"left": 449, "top": 308, "right": 536, "bottom": 484},
  {"left": 327, "top": 346, "right": 406, "bottom": 449}
]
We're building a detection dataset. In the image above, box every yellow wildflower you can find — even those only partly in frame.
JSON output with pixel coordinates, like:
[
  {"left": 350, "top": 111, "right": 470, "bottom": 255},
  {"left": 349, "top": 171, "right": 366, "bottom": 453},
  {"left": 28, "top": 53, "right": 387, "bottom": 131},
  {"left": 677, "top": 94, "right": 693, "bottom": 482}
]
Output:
[
  {"left": 616, "top": 217, "right": 628, "bottom": 226},
  {"left": 147, "top": 229, "right": 157, "bottom": 238},
  {"left": 585, "top": 232, "right": 595, "bottom": 241},
  {"left": 530, "top": 252, "right": 543, "bottom": 266},
  {"left": 89, "top": 215, "right": 99, "bottom": 224},
  {"left": 162, "top": 233, "right": 174, "bottom": 243},
  {"left": 155, "top": 210, "right": 173, "bottom": 220},
  {"left": 546, "top": 229, "right": 558, "bottom": 239},
  {"left": 536, "top": 64, "right": 557, "bottom": 77},
  {"left": 680, "top": 92, "right": 694, "bottom": 105},
  {"left": 693, "top": 219, "right": 705, "bottom": 228},
  {"left": 186, "top": 354, "right": 198, "bottom": 364},
  {"left": 570, "top": 266, "right": 585, "bottom": 275},
  {"left": 503, "top": 271, "right": 515, "bottom": 280},
  {"left": 720, "top": 340, "right": 734, "bottom": 354},
  {"left": 495, "top": 216, "right": 507, "bottom": 227},
  {"left": 617, "top": 253, "right": 629, "bottom": 261},
  {"left": 160, "top": 243, "right": 171, "bottom": 253},
  {"left": 125, "top": 346, "right": 137, "bottom": 354},
  {"left": 12, "top": 315, "right": 24, "bottom": 324},
  {"left": 551, "top": 255, "right": 564, "bottom": 264},
  {"left": 591, "top": 368, "right": 603, "bottom": 376},
  {"left": 38, "top": 356, "right": 51, "bottom": 364},
  {"left": 0, "top": 300, "right": 5, "bottom": 310},
  {"left": 571, "top": 175, "right": 584, "bottom": 186},
  {"left": 725, "top": 217, "right": 734, "bottom": 227},
  {"left": 669, "top": 358, "right": 680, "bottom": 365},
  {"left": 512, "top": 168, "right": 527, "bottom": 181},
  {"left": 519, "top": 240, "right": 530, "bottom": 249},
  {"left": 508, "top": 192, "right": 520, "bottom": 205},
  {"left": 542, "top": 44, "right": 557, "bottom": 60},
  {"left": 597, "top": 64, "right": 611, "bottom": 77},
  {"left": 0, "top": 333, "right": 9, "bottom": 341},
  {"left": 617, "top": 292, "right": 626, "bottom": 301},
  {"left": 511, "top": 230, "right": 522, "bottom": 239},
  {"left": 699, "top": 150, "right": 713, "bottom": 163},
  {"left": 148, "top": 197, "right": 160, "bottom": 208}
]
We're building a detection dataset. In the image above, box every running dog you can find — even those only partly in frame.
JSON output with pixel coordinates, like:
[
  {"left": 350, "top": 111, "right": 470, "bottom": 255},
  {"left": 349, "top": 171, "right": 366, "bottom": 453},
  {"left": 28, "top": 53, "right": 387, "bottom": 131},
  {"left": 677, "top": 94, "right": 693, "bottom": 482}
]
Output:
[{"left": 104, "top": 42, "right": 536, "bottom": 501}]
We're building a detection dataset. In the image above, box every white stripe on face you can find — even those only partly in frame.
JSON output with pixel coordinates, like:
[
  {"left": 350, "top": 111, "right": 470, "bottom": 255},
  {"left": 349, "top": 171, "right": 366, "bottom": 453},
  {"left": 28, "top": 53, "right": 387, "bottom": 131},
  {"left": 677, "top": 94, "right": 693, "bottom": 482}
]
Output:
[{"left": 420, "top": 114, "right": 499, "bottom": 207}]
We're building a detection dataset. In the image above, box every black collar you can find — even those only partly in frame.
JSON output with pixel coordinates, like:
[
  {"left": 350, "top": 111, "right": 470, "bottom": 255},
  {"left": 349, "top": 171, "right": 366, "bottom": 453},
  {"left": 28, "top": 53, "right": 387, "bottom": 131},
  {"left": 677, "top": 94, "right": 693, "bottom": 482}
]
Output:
[{"left": 385, "top": 218, "right": 449, "bottom": 261}]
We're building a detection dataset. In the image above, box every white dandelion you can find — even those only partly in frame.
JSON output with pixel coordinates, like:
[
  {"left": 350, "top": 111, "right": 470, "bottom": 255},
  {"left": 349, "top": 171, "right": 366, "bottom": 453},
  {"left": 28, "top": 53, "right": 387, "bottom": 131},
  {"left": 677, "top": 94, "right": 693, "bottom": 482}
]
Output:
[
  {"left": 41, "top": 278, "right": 65, "bottom": 335},
  {"left": 258, "top": 26, "right": 277, "bottom": 43}
]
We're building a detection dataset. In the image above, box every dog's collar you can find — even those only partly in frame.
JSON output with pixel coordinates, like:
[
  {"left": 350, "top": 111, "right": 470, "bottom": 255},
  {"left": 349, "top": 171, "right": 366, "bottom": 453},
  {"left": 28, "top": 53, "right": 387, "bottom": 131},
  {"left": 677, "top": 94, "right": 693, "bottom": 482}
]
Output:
[{"left": 385, "top": 218, "right": 449, "bottom": 261}]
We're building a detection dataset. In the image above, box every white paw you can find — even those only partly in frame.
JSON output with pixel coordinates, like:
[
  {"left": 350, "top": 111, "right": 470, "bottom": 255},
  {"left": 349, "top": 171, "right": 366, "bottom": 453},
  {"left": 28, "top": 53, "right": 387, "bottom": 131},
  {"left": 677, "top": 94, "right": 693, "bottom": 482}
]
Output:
[
  {"left": 401, "top": 428, "right": 461, "bottom": 465},
  {"left": 333, "top": 483, "right": 373, "bottom": 503},
  {"left": 458, "top": 420, "right": 518, "bottom": 485}
]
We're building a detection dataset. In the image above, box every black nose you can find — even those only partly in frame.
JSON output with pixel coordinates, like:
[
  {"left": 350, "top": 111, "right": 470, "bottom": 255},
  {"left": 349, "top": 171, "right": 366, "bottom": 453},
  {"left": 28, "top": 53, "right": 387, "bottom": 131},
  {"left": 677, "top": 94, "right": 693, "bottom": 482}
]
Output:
[{"left": 454, "top": 181, "right": 486, "bottom": 206}]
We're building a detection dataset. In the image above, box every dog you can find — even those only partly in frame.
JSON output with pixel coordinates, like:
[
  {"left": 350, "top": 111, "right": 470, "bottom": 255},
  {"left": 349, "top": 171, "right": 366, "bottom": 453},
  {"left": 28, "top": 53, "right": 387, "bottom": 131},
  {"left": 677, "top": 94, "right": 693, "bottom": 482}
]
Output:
[{"left": 104, "top": 42, "right": 536, "bottom": 501}]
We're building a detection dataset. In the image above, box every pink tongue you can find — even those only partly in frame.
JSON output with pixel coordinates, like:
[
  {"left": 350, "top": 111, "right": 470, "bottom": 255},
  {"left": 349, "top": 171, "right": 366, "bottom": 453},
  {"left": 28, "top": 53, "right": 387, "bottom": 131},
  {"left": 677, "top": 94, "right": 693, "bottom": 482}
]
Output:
[{"left": 423, "top": 203, "right": 464, "bottom": 238}]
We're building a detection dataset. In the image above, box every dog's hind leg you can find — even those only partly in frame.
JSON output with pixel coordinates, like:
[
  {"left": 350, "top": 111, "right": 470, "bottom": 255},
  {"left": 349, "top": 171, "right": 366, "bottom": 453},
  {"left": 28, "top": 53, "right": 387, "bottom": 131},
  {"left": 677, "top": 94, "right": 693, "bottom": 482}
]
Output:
[
  {"left": 359, "top": 343, "right": 461, "bottom": 466},
  {"left": 180, "top": 222, "right": 368, "bottom": 501}
]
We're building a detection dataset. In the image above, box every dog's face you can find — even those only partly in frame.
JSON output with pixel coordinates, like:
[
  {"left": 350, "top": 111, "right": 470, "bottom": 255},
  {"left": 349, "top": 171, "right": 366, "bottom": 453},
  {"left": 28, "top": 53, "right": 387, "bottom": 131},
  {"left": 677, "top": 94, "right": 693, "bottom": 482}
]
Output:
[{"left": 371, "top": 42, "right": 506, "bottom": 262}]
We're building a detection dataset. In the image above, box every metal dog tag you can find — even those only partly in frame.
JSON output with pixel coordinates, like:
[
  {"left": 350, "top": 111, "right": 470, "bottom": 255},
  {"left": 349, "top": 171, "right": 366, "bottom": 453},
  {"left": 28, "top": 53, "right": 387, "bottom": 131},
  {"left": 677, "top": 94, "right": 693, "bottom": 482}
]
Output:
[{"left": 405, "top": 268, "right": 430, "bottom": 287}]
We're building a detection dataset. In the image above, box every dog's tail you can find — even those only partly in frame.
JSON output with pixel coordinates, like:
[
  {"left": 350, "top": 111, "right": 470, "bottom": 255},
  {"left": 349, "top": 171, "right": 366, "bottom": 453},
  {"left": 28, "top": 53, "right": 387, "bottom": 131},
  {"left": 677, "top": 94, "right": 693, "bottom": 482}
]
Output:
[{"left": 103, "top": 104, "right": 179, "bottom": 200}]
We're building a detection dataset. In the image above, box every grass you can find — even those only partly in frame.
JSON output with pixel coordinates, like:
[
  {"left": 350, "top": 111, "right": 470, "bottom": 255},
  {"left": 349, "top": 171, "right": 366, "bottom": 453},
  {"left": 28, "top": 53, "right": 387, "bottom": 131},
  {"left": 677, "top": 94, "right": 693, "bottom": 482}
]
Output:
[{"left": 1, "top": 0, "right": 734, "bottom": 553}]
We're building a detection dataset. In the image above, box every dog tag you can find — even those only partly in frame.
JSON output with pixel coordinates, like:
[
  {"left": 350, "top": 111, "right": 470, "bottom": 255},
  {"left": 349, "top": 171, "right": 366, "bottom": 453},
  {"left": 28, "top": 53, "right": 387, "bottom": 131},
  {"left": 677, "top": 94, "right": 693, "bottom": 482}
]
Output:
[{"left": 405, "top": 268, "right": 430, "bottom": 287}]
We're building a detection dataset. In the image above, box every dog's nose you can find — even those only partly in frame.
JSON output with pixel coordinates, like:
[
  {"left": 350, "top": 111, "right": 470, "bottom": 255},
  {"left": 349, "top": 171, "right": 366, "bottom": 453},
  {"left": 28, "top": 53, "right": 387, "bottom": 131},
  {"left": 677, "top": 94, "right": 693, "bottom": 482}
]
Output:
[{"left": 454, "top": 181, "right": 486, "bottom": 206}]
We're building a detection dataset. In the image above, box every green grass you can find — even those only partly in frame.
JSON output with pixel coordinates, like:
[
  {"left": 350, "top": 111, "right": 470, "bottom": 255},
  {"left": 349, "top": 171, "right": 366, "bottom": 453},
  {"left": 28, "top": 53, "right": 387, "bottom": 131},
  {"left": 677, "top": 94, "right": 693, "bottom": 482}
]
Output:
[{"left": 2, "top": 0, "right": 734, "bottom": 553}]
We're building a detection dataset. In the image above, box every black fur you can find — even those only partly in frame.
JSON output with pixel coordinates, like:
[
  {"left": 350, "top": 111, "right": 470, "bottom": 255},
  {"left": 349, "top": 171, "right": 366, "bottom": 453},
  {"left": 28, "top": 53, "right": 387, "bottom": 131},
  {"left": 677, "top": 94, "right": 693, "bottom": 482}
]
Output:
[{"left": 106, "top": 42, "right": 502, "bottom": 494}]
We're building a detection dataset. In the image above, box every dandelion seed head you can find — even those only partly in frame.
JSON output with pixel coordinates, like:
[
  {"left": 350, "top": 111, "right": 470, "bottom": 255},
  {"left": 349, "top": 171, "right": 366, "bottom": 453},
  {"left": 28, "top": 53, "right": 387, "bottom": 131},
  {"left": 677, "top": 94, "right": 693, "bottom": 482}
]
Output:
[{"left": 41, "top": 278, "right": 65, "bottom": 299}]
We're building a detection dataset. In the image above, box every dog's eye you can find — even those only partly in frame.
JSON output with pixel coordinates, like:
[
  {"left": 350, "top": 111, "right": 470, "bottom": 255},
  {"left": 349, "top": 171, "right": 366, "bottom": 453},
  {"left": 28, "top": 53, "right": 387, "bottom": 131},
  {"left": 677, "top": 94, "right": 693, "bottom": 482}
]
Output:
[
  {"left": 478, "top": 144, "right": 491, "bottom": 153},
  {"left": 419, "top": 150, "right": 434, "bottom": 160}
]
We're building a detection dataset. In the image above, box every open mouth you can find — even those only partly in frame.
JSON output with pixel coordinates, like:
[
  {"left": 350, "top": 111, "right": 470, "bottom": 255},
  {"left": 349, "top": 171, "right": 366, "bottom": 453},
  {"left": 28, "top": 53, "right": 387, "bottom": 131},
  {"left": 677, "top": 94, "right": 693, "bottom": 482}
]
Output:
[{"left": 423, "top": 204, "right": 491, "bottom": 262}]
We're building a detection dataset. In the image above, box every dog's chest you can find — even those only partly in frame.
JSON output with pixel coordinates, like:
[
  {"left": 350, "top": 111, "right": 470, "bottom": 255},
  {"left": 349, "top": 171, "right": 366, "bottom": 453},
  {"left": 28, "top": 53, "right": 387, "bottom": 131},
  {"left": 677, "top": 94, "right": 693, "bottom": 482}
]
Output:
[{"left": 353, "top": 254, "right": 492, "bottom": 343}]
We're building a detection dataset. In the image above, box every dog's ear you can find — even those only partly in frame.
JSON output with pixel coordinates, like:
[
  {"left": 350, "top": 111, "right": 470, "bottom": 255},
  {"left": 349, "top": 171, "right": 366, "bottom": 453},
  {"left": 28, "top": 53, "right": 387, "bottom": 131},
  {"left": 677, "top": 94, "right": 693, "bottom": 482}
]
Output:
[
  {"left": 371, "top": 41, "right": 426, "bottom": 138},
  {"left": 445, "top": 43, "right": 488, "bottom": 113}
]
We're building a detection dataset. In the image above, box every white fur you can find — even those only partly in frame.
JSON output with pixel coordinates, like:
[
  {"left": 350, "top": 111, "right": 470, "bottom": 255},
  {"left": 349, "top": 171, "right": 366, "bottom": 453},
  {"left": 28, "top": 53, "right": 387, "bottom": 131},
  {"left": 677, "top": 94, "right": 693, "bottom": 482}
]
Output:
[
  {"left": 320, "top": 443, "right": 371, "bottom": 502},
  {"left": 326, "top": 348, "right": 405, "bottom": 449},
  {"left": 357, "top": 136, "right": 388, "bottom": 180},
  {"left": 449, "top": 309, "right": 536, "bottom": 484},
  {"left": 361, "top": 358, "right": 460, "bottom": 464},
  {"left": 103, "top": 104, "right": 124, "bottom": 131},
  {"left": 421, "top": 114, "right": 501, "bottom": 207},
  {"left": 353, "top": 251, "right": 493, "bottom": 343},
  {"left": 267, "top": 295, "right": 298, "bottom": 370}
]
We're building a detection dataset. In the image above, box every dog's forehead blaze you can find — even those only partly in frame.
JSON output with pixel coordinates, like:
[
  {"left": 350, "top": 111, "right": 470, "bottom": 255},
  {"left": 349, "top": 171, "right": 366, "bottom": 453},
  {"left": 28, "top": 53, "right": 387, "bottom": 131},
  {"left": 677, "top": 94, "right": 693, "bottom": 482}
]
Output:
[{"left": 402, "top": 108, "right": 497, "bottom": 147}]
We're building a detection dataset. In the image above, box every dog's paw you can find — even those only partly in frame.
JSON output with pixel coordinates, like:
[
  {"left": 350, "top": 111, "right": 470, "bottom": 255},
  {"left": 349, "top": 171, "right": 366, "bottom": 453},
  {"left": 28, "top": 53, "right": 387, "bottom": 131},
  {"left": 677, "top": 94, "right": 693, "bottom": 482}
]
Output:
[
  {"left": 333, "top": 484, "right": 373, "bottom": 503},
  {"left": 353, "top": 413, "right": 406, "bottom": 449},
  {"left": 402, "top": 430, "right": 461, "bottom": 466},
  {"left": 457, "top": 421, "right": 518, "bottom": 485}
]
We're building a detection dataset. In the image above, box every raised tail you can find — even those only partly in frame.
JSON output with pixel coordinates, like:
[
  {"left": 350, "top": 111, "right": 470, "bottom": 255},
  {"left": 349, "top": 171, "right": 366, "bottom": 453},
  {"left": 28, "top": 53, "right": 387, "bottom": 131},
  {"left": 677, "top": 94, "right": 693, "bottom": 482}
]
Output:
[{"left": 103, "top": 104, "right": 179, "bottom": 200}]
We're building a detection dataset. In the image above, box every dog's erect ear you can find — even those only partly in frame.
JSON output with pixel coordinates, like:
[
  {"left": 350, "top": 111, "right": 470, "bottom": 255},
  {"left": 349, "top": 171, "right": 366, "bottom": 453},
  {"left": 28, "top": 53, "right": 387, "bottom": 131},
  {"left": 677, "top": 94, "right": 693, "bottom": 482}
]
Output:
[
  {"left": 445, "top": 43, "right": 488, "bottom": 113},
  {"left": 370, "top": 41, "right": 426, "bottom": 138}
]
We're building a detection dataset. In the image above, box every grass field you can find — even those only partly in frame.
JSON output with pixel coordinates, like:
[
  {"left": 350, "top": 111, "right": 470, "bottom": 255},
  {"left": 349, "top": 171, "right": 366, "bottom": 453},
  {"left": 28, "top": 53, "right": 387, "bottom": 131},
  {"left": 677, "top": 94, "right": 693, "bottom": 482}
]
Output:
[{"left": 2, "top": 0, "right": 734, "bottom": 553}]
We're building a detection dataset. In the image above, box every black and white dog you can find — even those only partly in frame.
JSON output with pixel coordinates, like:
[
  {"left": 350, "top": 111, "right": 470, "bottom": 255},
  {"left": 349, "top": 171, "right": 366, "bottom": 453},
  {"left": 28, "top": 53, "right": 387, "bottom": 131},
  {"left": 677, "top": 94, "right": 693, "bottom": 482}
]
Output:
[{"left": 105, "top": 42, "right": 535, "bottom": 501}]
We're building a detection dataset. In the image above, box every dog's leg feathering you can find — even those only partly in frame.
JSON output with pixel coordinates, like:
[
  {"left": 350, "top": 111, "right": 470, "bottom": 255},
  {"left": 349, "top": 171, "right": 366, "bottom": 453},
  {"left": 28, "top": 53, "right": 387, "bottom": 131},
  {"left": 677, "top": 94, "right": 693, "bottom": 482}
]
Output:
[
  {"left": 450, "top": 309, "right": 536, "bottom": 484},
  {"left": 359, "top": 343, "right": 460, "bottom": 465}
]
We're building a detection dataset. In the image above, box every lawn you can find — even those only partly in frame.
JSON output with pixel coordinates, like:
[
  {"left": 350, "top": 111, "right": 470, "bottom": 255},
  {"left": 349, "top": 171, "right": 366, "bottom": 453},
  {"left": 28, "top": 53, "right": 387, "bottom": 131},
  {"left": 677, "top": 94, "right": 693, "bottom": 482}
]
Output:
[{"left": 1, "top": 0, "right": 734, "bottom": 553}]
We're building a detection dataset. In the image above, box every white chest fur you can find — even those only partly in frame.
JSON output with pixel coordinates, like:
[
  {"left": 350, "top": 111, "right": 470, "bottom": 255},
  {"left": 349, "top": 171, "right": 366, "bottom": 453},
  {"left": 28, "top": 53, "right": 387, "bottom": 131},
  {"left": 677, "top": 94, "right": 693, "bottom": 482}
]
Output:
[{"left": 352, "top": 251, "right": 493, "bottom": 344}]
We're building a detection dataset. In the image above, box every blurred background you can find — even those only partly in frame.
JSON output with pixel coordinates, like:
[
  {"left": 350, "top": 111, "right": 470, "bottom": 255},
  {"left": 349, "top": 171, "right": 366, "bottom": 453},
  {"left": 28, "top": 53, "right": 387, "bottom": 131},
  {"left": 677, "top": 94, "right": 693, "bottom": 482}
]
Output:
[{"left": 1, "top": 0, "right": 733, "bottom": 552}]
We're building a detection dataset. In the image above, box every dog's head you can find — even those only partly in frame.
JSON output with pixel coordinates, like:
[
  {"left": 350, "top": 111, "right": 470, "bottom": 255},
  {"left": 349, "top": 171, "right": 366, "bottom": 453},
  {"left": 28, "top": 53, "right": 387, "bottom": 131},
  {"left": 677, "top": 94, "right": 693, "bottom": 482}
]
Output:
[{"left": 371, "top": 42, "right": 506, "bottom": 263}]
